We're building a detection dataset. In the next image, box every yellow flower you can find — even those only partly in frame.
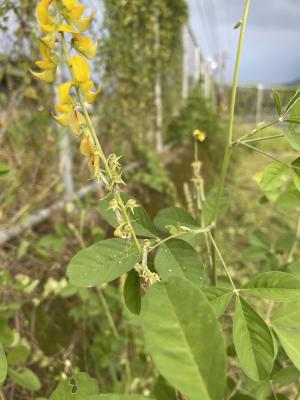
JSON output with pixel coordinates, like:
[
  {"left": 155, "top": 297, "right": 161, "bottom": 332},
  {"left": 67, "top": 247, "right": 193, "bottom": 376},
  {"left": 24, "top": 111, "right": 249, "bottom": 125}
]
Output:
[
  {"left": 35, "top": 44, "right": 56, "bottom": 69},
  {"left": 70, "top": 109, "right": 86, "bottom": 136},
  {"left": 61, "top": 0, "right": 93, "bottom": 32},
  {"left": 53, "top": 81, "right": 74, "bottom": 126},
  {"left": 40, "top": 32, "right": 56, "bottom": 48},
  {"left": 62, "top": 0, "right": 85, "bottom": 20},
  {"left": 80, "top": 135, "right": 100, "bottom": 173},
  {"left": 72, "top": 33, "right": 97, "bottom": 60},
  {"left": 70, "top": 56, "right": 100, "bottom": 104},
  {"left": 30, "top": 44, "right": 57, "bottom": 82},
  {"left": 193, "top": 129, "right": 206, "bottom": 142},
  {"left": 72, "top": 13, "right": 94, "bottom": 33},
  {"left": 36, "top": 0, "right": 56, "bottom": 32}
]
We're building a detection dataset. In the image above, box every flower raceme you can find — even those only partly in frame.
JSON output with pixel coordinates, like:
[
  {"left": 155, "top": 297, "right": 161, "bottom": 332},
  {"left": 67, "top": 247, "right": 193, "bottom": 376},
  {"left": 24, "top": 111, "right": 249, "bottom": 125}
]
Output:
[
  {"left": 31, "top": 0, "right": 100, "bottom": 173},
  {"left": 31, "top": 0, "right": 160, "bottom": 286}
]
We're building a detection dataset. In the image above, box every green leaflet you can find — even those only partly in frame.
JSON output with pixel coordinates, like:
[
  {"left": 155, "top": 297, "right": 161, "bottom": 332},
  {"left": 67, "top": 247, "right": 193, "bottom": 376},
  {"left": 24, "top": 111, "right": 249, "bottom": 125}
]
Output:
[
  {"left": 0, "top": 343, "right": 7, "bottom": 386},
  {"left": 99, "top": 193, "right": 158, "bottom": 238},
  {"left": 67, "top": 239, "right": 140, "bottom": 287},
  {"left": 271, "top": 300, "right": 300, "bottom": 327},
  {"left": 271, "top": 300, "right": 300, "bottom": 371},
  {"left": 154, "top": 239, "right": 205, "bottom": 285},
  {"left": 153, "top": 206, "right": 200, "bottom": 232},
  {"left": 153, "top": 207, "right": 201, "bottom": 247},
  {"left": 291, "top": 157, "right": 300, "bottom": 191},
  {"left": 123, "top": 269, "right": 141, "bottom": 315},
  {"left": 259, "top": 163, "right": 289, "bottom": 192},
  {"left": 275, "top": 189, "right": 300, "bottom": 211},
  {"left": 140, "top": 276, "right": 226, "bottom": 400},
  {"left": 272, "top": 366, "right": 300, "bottom": 385},
  {"left": 203, "top": 287, "right": 233, "bottom": 318},
  {"left": 284, "top": 128, "right": 300, "bottom": 151},
  {"left": 49, "top": 372, "right": 99, "bottom": 399},
  {"left": 241, "top": 272, "right": 300, "bottom": 300},
  {"left": 272, "top": 326, "right": 300, "bottom": 371},
  {"left": 233, "top": 297, "right": 274, "bottom": 381},
  {"left": 8, "top": 367, "right": 41, "bottom": 391}
]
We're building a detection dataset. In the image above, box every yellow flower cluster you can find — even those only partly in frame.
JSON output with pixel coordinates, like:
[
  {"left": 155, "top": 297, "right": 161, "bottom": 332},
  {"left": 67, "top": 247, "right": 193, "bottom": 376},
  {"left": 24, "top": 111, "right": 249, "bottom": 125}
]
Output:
[
  {"left": 31, "top": 0, "right": 100, "bottom": 175},
  {"left": 193, "top": 129, "right": 206, "bottom": 142}
]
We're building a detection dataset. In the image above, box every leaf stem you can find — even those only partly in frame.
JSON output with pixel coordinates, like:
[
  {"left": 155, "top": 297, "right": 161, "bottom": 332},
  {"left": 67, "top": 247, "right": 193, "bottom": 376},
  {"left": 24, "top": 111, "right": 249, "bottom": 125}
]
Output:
[
  {"left": 208, "top": 232, "right": 237, "bottom": 291},
  {"left": 97, "top": 287, "right": 120, "bottom": 339},
  {"left": 241, "top": 133, "right": 284, "bottom": 143}
]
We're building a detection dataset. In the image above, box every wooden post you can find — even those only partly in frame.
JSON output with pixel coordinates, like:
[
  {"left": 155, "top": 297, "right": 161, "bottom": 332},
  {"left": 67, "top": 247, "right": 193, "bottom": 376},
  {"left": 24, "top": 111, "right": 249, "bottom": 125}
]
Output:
[
  {"left": 154, "top": 8, "right": 163, "bottom": 152},
  {"left": 193, "top": 46, "right": 201, "bottom": 86},
  {"left": 256, "top": 83, "right": 264, "bottom": 124},
  {"left": 182, "top": 24, "right": 189, "bottom": 100}
]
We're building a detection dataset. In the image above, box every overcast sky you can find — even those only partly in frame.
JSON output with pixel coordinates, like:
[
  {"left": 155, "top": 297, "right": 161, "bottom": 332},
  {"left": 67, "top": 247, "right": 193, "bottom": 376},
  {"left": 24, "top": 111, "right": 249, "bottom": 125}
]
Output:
[{"left": 189, "top": 0, "right": 300, "bottom": 84}]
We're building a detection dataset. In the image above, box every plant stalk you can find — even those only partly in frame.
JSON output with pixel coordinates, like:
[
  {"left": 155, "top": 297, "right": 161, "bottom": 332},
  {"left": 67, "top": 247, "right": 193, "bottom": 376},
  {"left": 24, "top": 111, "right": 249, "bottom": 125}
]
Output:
[{"left": 211, "top": 0, "right": 250, "bottom": 285}]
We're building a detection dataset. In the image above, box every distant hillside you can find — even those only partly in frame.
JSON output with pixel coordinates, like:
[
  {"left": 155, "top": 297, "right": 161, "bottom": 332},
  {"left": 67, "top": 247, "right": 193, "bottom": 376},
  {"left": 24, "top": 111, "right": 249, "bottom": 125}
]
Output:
[{"left": 284, "top": 78, "right": 300, "bottom": 86}]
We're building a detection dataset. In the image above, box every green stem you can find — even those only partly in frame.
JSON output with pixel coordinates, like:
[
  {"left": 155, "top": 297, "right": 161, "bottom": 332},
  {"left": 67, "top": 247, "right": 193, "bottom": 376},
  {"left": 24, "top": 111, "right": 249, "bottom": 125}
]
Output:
[
  {"left": 208, "top": 232, "right": 237, "bottom": 291},
  {"left": 239, "top": 142, "right": 289, "bottom": 165},
  {"left": 212, "top": 0, "right": 250, "bottom": 224},
  {"left": 233, "top": 119, "right": 278, "bottom": 145},
  {"left": 241, "top": 133, "right": 284, "bottom": 143},
  {"left": 148, "top": 226, "right": 212, "bottom": 254},
  {"left": 211, "top": 0, "right": 250, "bottom": 286},
  {"left": 97, "top": 287, "right": 120, "bottom": 339}
]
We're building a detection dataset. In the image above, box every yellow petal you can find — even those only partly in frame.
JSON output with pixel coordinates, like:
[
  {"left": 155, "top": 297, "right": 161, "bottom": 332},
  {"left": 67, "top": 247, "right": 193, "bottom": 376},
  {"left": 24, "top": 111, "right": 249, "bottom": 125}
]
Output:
[
  {"left": 39, "top": 23, "right": 55, "bottom": 33},
  {"left": 53, "top": 112, "right": 72, "bottom": 126},
  {"left": 56, "top": 103, "right": 73, "bottom": 114},
  {"left": 69, "top": 109, "right": 86, "bottom": 136},
  {"left": 63, "top": 0, "right": 80, "bottom": 9},
  {"left": 40, "top": 32, "right": 56, "bottom": 48},
  {"left": 193, "top": 129, "right": 206, "bottom": 142},
  {"left": 80, "top": 79, "right": 94, "bottom": 92},
  {"left": 57, "top": 24, "right": 77, "bottom": 33},
  {"left": 58, "top": 82, "right": 73, "bottom": 104},
  {"left": 36, "top": 0, "right": 52, "bottom": 24},
  {"left": 80, "top": 136, "right": 93, "bottom": 156},
  {"left": 35, "top": 59, "right": 56, "bottom": 70},
  {"left": 70, "top": 55, "right": 90, "bottom": 82},
  {"left": 73, "top": 13, "right": 94, "bottom": 33},
  {"left": 30, "top": 68, "right": 55, "bottom": 83},
  {"left": 70, "top": 5, "right": 85, "bottom": 19},
  {"left": 36, "top": 0, "right": 55, "bottom": 32},
  {"left": 84, "top": 87, "right": 100, "bottom": 104},
  {"left": 72, "top": 34, "right": 97, "bottom": 59}
]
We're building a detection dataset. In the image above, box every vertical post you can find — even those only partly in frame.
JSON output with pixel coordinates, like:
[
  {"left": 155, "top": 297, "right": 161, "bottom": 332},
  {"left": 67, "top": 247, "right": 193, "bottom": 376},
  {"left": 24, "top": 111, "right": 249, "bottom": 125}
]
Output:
[
  {"left": 193, "top": 46, "right": 201, "bottom": 86},
  {"left": 154, "top": 7, "right": 163, "bottom": 153},
  {"left": 204, "top": 64, "right": 210, "bottom": 99},
  {"left": 256, "top": 83, "right": 264, "bottom": 124},
  {"left": 182, "top": 24, "right": 189, "bottom": 100}
]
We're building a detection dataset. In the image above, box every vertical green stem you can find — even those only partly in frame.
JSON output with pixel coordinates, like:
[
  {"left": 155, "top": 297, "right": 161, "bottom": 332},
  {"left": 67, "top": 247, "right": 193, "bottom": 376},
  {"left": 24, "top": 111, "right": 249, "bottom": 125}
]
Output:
[
  {"left": 213, "top": 0, "right": 250, "bottom": 223},
  {"left": 211, "top": 0, "right": 250, "bottom": 285}
]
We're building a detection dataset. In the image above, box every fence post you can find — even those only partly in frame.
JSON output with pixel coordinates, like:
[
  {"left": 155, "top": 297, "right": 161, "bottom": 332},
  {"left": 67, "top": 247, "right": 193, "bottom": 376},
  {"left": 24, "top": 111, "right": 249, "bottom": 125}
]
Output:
[
  {"left": 256, "top": 83, "right": 264, "bottom": 124},
  {"left": 154, "top": 7, "right": 163, "bottom": 152},
  {"left": 193, "top": 46, "right": 201, "bottom": 85},
  {"left": 182, "top": 23, "right": 189, "bottom": 100}
]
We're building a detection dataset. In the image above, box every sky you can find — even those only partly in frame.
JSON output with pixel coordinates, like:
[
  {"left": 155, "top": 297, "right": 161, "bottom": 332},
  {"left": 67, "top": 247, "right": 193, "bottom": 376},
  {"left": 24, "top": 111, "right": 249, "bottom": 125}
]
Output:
[{"left": 189, "top": 0, "right": 300, "bottom": 85}]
